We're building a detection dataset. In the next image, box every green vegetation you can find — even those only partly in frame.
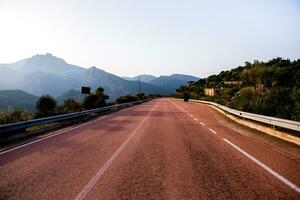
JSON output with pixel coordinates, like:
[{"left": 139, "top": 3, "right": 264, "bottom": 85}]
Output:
[
  {"left": 173, "top": 58, "right": 300, "bottom": 121},
  {"left": 0, "top": 86, "right": 157, "bottom": 125},
  {"left": 36, "top": 95, "right": 57, "bottom": 117},
  {"left": 83, "top": 87, "right": 109, "bottom": 109},
  {"left": 61, "top": 99, "right": 83, "bottom": 113},
  {"left": 116, "top": 93, "right": 154, "bottom": 104},
  {"left": 0, "top": 109, "right": 33, "bottom": 124}
]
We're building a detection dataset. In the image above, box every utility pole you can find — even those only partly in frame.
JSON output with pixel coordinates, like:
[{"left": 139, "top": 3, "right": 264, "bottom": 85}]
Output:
[{"left": 138, "top": 75, "right": 141, "bottom": 94}]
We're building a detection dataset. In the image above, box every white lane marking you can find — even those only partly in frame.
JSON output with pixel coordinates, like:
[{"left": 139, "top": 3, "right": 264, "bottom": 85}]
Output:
[
  {"left": 193, "top": 118, "right": 198, "bottom": 121},
  {"left": 0, "top": 116, "right": 108, "bottom": 156},
  {"left": 223, "top": 138, "right": 300, "bottom": 194},
  {"left": 170, "top": 99, "right": 188, "bottom": 114},
  {"left": 209, "top": 128, "right": 217, "bottom": 134},
  {"left": 0, "top": 103, "right": 150, "bottom": 156},
  {"left": 74, "top": 105, "right": 156, "bottom": 200},
  {"left": 200, "top": 122, "right": 206, "bottom": 126},
  {"left": 190, "top": 114, "right": 194, "bottom": 118}
]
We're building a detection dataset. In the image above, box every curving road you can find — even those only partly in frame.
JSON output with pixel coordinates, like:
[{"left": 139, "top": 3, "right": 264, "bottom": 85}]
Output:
[{"left": 0, "top": 98, "right": 299, "bottom": 199}]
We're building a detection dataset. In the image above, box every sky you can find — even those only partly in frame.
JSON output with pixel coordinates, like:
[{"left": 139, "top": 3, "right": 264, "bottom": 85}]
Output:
[{"left": 0, "top": 0, "right": 300, "bottom": 77}]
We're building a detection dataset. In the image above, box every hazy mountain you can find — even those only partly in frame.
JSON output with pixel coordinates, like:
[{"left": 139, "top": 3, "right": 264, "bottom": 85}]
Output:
[
  {"left": 83, "top": 67, "right": 166, "bottom": 100},
  {"left": 124, "top": 73, "right": 200, "bottom": 93},
  {"left": 123, "top": 74, "right": 157, "bottom": 83},
  {"left": 56, "top": 89, "right": 85, "bottom": 105},
  {"left": 0, "top": 53, "right": 168, "bottom": 100},
  {"left": 168, "top": 74, "right": 199, "bottom": 82},
  {"left": 0, "top": 90, "right": 38, "bottom": 112},
  {"left": 148, "top": 74, "right": 199, "bottom": 93}
]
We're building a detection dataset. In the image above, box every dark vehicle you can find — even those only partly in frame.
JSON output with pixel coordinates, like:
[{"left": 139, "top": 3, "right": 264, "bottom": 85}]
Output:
[{"left": 183, "top": 92, "right": 189, "bottom": 102}]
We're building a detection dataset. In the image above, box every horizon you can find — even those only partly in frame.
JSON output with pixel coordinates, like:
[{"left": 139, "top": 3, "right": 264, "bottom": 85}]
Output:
[
  {"left": 1, "top": 52, "right": 299, "bottom": 79},
  {"left": 1, "top": 0, "right": 300, "bottom": 77}
]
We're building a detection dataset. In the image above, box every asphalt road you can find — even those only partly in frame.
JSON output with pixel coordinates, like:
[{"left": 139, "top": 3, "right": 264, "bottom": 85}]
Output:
[{"left": 0, "top": 98, "right": 299, "bottom": 199}]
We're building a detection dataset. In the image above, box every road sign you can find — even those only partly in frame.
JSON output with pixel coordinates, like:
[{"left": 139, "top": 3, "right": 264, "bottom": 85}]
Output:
[{"left": 81, "top": 86, "right": 91, "bottom": 94}]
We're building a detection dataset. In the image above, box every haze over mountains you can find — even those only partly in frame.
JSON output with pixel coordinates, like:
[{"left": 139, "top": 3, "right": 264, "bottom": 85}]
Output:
[{"left": 0, "top": 53, "right": 199, "bottom": 111}]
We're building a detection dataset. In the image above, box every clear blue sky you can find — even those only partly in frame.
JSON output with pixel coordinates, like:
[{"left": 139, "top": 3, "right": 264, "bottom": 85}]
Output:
[{"left": 0, "top": 0, "right": 299, "bottom": 77}]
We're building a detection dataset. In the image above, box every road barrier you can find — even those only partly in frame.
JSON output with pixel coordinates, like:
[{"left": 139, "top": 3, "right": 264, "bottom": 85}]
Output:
[
  {"left": 0, "top": 99, "right": 151, "bottom": 135},
  {"left": 187, "top": 99, "right": 300, "bottom": 133}
]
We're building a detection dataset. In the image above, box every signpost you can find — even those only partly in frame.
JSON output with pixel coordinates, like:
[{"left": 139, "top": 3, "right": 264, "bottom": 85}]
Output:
[
  {"left": 81, "top": 87, "right": 91, "bottom": 94},
  {"left": 81, "top": 86, "right": 91, "bottom": 102}
]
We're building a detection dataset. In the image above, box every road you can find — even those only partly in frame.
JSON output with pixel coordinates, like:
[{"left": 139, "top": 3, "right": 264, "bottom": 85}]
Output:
[{"left": 0, "top": 98, "right": 299, "bottom": 199}]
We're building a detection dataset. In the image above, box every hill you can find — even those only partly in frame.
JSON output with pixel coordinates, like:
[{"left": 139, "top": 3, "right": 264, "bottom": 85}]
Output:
[
  {"left": 56, "top": 90, "right": 85, "bottom": 105},
  {"left": 174, "top": 58, "right": 300, "bottom": 121},
  {"left": 0, "top": 54, "right": 168, "bottom": 100},
  {"left": 148, "top": 74, "right": 199, "bottom": 93},
  {"left": 0, "top": 90, "right": 38, "bottom": 113},
  {"left": 123, "top": 75, "right": 157, "bottom": 83}
]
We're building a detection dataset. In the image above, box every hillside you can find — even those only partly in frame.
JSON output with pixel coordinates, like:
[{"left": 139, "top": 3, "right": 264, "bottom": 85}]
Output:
[
  {"left": 0, "top": 90, "right": 38, "bottom": 112},
  {"left": 123, "top": 74, "right": 157, "bottom": 83},
  {"left": 124, "top": 74, "right": 200, "bottom": 94},
  {"left": 0, "top": 54, "right": 168, "bottom": 100},
  {"left": 56, "top": 90, "right": 85, "bottom": 105},
  {"left": 149, "top": 74, "right": 199, "bottom": 93},
  {"left": 174, "top": 58, "right": 300, "bottom": 121}
]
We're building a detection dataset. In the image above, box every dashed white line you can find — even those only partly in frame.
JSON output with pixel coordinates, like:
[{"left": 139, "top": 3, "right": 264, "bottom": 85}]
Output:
[
  {"left": 209, "top": 128, "right": 217, "bottom": 134},
  {"left": 200, "top": 122, "right": 206, "bottom": 126},
  {"left": 193, "top": 118, "right": 199, "bottom": 121},
  {"left": 74, "top": 105, "right": 156, "bottom": 200},
  {"left": 223, "top": 138, "right": 300, "bottom": 194}
]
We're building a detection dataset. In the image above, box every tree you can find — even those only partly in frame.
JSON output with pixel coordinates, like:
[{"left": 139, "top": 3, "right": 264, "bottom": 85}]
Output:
[
  {"left": 116, "top": 95, "right": 138, "bottom": 104},
  {"left": 63, "top": 99, "right": 82, "bottom": 113},
  {"left": 83, "top": 87, "right": 109, "bottom": 109},
  {"left": 36, "top": 95, "right": 57, "bottom": 117}
]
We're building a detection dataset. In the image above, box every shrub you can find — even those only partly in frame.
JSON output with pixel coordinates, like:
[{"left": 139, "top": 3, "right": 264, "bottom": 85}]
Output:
[
  {"left": 7, "top": 109, "right": 33, "bottom": 123},
  {"left": 36, "top": 95, "right": 57, "bottom": 117},
  {"left": 83, "top": 87, "right": 109, "bottom": 109},
  {"left": 63, "top": 99, "right": 82, "bottom": 113},
  {"left": 116, "top": 95, "right": 138, "bottom": 104}
]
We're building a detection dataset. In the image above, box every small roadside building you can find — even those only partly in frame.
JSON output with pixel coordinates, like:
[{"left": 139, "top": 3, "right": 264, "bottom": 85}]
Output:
[{"left": 204, "top": 88, "right": 216, "bottom": 96}]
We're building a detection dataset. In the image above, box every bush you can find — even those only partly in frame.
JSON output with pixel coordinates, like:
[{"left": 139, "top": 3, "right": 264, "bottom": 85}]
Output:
[
  {"left": 231, "top": 87, "right": 256, "bottom": 112},
  {"left": 116, "top": 95, "right": 138, "bottom": 104},
  {"left": 36, "top": 95, "right": 57, "bottom": 117},
  {"left": 0, "top": 109, "right": 33, "bottom": 124},
  {"left": 83, "top": 87, "right": 109, "bottom": 109},
  {"left": 7, "top": 109, "right": 33, "bottom": 123},
  {"left": 63, "top": 99, "right": 83, "bottom": 113},
  {"left": 0, "top": 112, "right": 8, "bottom": 124}
]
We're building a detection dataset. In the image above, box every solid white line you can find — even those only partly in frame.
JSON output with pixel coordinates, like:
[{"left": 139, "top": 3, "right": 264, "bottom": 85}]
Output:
[
  {"left": 74, "top": 105, "right": 155, "bottom": 200},
  {"left": 200, "top": 122, "right": 206, "bottom": 126},
  {"left": 223, "top": 138, "right": 300, "bottom": 194},
  {"left": 0, "top": 116, "right": 108, "bottom": 155},
  {"left": 193, "top": 118, "right": 199, "bottom": 121},
  {"left": 209, "top": 128, "right": 217, "bottom": 134}
]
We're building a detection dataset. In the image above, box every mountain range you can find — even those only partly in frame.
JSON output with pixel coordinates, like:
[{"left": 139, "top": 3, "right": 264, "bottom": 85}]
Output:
[{"left": 0, "top": 53, "right": 199, "bottom": 111}]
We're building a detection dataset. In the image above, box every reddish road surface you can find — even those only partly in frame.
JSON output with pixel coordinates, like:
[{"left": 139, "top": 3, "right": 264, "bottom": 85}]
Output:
[{"left": 0, "top": 98, "right": 299, "bottom": 199}]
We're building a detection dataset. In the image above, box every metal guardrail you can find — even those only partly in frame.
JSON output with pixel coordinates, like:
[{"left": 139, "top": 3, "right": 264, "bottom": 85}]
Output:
[
  {"left": 0, "top": 99, "right": 151, "bottom": 135},
  {"left": 188, "top": 99, "right": 300, "bottom": 132}
]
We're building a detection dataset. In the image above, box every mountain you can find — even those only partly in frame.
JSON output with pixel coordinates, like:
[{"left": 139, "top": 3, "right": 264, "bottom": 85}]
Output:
[
  {"left": 0, "top": 54, "right": 168, "bottom": 100},
  {"left": 148, "top": 74, "right": 199, "bottom": 93},
  {"left": 56, "top": 89, "right": 85, "bottom": 105},
  {"left": 123, "top": 74, "right": 157, "bottom": 83},
  {"left": 0, "top": 90, "right": 38, "bottom": 112},
  {"left": 168, "top": 74, "right": 199, "bottom": 82}
]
